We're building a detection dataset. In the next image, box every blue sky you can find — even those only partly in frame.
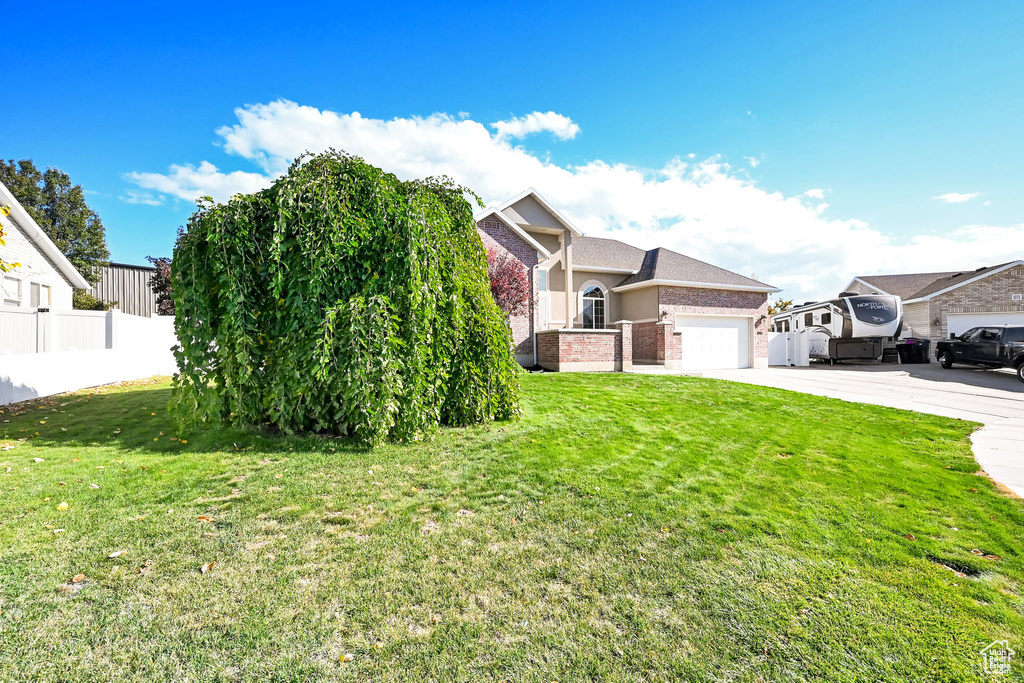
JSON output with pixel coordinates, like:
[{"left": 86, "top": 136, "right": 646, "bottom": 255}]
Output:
[{"left": 4, "top": 1, "right": 1023, "bottom": 298}]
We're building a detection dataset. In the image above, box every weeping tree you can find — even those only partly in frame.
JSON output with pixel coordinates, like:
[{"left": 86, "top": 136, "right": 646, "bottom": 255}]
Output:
[{"left": 171, "top": 151, "right": 520, "bottom": 444}]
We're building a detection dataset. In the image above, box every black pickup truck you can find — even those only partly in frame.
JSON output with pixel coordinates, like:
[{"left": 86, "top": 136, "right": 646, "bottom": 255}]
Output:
[{"left": 935, "top": 325, "right": 1024, "bottom": 382}]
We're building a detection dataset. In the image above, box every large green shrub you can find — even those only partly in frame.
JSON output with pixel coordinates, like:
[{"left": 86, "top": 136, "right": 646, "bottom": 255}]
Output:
[{"left": 170, "top": 151, "right": 520, "bottom": 444}]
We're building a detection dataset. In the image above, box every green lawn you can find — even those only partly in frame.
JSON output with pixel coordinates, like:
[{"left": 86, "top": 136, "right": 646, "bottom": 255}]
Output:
[{"left": 1, "top": 373, "right": 1021, "bottom": 682}]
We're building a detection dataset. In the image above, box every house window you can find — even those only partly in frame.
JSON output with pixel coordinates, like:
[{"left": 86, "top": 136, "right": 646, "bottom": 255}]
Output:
[
  {"left": 3, "top": 276, "right": 21, "bottom": 305},
  {"left": 537, "top": 269, "right": 547, "bottom": 292},
  {"left": 30, "top": 283, "right": 51, "bottom": 308},
  {"left": 582, "top": 285, "right": 605, "bottom": 329},
  {"left": 804, "top": 312, "right": 813, "bottom": 326},
  {"left": 821, "top": 312, "right": 832, "bottom": 325}
]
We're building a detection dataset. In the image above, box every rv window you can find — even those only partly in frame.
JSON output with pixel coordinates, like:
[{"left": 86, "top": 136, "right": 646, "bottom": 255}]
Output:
[
  {"left": 783, "top": 320, "right": 790, "bottom": 332},
  {"left": 804, "top": 313, "right": 813, "bottom": 326},
  {"left": 821, "top": 312, "right": 831, "bottom": 324}
]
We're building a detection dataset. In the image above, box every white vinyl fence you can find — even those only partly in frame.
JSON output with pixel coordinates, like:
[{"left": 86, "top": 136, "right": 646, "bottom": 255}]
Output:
[{"left": 0, "top": 307, "right": 178, "bottom": 404}]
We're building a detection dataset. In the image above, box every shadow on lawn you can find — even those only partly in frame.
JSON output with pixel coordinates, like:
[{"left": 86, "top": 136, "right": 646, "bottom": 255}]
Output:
[{"left": 3, "top": 384, "right": 373, "bottom": 457}]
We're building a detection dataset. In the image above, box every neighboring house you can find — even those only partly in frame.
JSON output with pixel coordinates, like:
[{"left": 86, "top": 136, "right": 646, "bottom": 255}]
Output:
[
  {"left": 843, "top": 261, "right": 1024, "bottom": 352},
  {"left": 476, "top": 189, "right": 779, "bottom": 372},
  {"left": 89, "top": 262, "right": 160, "bottom": 317},
  {"left": 0, "top": 180, "right": 89, "bottom": 309}
]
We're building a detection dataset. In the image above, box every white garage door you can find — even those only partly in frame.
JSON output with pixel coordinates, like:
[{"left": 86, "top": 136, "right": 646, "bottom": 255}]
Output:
[
  {"left": 948, "top": 312, "right": 1024, "bottom": 337},
  {"left": 676, "top": 315, "right": 751, "bottom": 370}
]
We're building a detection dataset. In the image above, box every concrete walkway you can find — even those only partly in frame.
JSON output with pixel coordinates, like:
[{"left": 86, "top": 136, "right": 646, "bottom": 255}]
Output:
[{"left": 699, "top": 363, "right": 1024, "bottom": 498}]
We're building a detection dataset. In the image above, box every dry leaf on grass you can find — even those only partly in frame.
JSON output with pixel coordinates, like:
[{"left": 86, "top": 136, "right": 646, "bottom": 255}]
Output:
[
  {"left": 197, "top": 516, "right": 213, "bottom": 523},
  {"left": 108, "top": 550, "right": 127, "bottom": 559},
  {"left": 72, "top": 573, "right": 85, "bottom": 583},
  {"left": 905, "top": 534, "right": 916, "bottom": 540},
  {"left": 200, "top": 561, "right": 215, "bottom": 574},
  {"left": 56, "top": 501, "right": 69, "bottom": 511},
  {"left": 341, "top": 653, "right": 354, "bottom": 662}
]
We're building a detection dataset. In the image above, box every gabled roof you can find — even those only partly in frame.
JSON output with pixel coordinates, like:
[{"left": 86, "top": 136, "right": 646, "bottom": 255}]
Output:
[
  {"left": 472, "top": 205, "right": 552, "bottom": 259},
  {"left": 846, "top": 272, "right": 959, "bottom": 299},
  {"left": 614, "top": 247, "right": 778, "bottom": 293},
  {"left": 848, "top": 261, "right": 1024, "bottom": 303},
  {"left": 0, "top": 181, "right": 90, "bottom": 289},
  {"left": 904, "top": 261, "right": 1022, "bottom": 301},
  {"left": 496, "top": 188, "right": 582, "bottom": 237},
  {"left": 572, "top": 236, "right": 646, "bottom": 272}
]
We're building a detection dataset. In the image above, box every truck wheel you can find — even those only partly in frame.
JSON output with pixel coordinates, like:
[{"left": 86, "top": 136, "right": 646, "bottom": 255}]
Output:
[
  {"left": 1017, "top": 363, "right": 1024, "bottom": 384},
  {"left": 939, "top": 351, "right": 954, "bottom": 369}
]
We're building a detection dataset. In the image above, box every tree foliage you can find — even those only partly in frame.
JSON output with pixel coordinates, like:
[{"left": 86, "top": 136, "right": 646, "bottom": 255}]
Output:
[
  {"left": 768, "top": 297, "right": 794, "bottom": 315},
  {"left": 0, "top": 159, "right": 110, "bottom": 283},
  {"left": 171, "top": 150, "right": 520, "bottom": 444},
  {"left": 72, "top": 290, "right": 117, "bottom": 311},
  {"left": 486, "top": 247, "right": 530, "bottom": 318},
  {"left": 146, "top": 256, "right": 174, "bottom": 315},
  {"left": 0, "top": 204, "right": 20, "bottom": 273}
]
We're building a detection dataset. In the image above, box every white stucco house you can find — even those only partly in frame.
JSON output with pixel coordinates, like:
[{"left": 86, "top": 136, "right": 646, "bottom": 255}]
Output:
[{"left": 1, "top": 180, "right": 89, "bottom": 309}]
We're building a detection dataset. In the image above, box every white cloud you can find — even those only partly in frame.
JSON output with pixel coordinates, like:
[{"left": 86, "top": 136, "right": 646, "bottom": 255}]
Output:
[
  {"left": 126, "top": 161, "right": 271, "bottom": 202},
  {"left": 744, "top": 156, "right": 760, "bottom": 168},
  {"left": 934, "top": 192, "right": 979, "bottom": 204},
  {"left": 119, "top": 189, "right": 165, "bottom": 206},
  {"left": 127, "top": 100, "right": 1024, "bottom": 301},
  {"left": 491, "top": 111, "right": 580, "bottom": 141}
]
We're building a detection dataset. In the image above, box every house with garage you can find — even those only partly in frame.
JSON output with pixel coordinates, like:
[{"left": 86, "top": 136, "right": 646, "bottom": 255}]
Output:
[
  {"left": 1, "top": 180, "right": 89, "bottom": 310},
  {"left": 476, "top": 189, "right": 779, "bottom": 372},
  {"left": 843, "top": 261, "right": 1024, "bottom": 353}
]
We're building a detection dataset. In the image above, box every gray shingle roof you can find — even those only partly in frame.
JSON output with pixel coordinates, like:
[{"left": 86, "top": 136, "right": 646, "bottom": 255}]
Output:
[
  {"left": 906, "top": 263, "right": 1015, "bottom": 299},
  {"left": 571, "top": 236, "right": 775, "bottom": 289},
  {"left": 853, "top": 272, "right": 960, "bottom": 299},
  {"left": 572, "top": 236, "right": 648, "bottom": 271},
  {"left": 617, "top": 247, "right": 774, "bottom": 289},
  {"left": 855, "top": 263, "right": 1016, "bottom": 300}
]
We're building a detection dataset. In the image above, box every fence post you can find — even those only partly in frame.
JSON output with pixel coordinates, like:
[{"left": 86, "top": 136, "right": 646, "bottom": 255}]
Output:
[
  {"left": 36, "top": 308, "right": 52, "bottom": 353},
  {"left": 106, "top": 309, "right": 121, "bottom": 350}
]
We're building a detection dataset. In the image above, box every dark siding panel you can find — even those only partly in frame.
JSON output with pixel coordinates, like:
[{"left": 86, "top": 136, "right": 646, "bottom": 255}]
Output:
[{"left": 88, "top": 264, "right": 160, "bottom": 317}]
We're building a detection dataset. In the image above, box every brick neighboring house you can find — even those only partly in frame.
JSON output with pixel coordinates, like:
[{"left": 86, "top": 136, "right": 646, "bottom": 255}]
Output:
[
  {"left": 476, "top": 189, "right": 779, "bottom": 372},
  {"left": 843, "top": 261, "right": 1024, "bottom": 355}
]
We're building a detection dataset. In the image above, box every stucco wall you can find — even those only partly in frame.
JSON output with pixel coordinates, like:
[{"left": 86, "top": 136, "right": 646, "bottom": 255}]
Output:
[
  {"left": 0, "top": 214, "right": 75, "bottom": 309},
  {"left": 620, "top": 287, "right": 659, "bottom": 321},
  {"left": 572, "top": 271, "right": 627, "bottom": 327},
  {"left": 476, "top": 218, "right": 539, "bottom": 365}
]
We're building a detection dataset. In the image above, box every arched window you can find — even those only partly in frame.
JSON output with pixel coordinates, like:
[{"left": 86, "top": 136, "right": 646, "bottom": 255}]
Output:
[{"left": 582, "top": 285, "right": 605, "bottom": 329}]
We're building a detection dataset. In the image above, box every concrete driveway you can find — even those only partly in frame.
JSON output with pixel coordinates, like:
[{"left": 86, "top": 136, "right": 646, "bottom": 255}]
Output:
[{"left": 702, "top": 363, "right": 1024, "bottom": 498}]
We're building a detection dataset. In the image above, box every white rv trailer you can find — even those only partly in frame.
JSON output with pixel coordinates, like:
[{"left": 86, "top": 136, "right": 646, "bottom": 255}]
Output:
[{"left": 771, "top": 293, "right": 903, "bottom": 362}]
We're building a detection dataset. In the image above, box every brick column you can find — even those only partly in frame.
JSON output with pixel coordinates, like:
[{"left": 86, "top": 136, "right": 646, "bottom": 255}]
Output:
[
  {"left": 613, "top": 321, "right": 632, "bottom": 372},
  {"left": 656, "top": 320, "right": 677, "bottom": 369}
]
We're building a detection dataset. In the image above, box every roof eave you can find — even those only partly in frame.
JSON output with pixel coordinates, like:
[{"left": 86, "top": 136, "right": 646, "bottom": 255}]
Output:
[
  {"left": 849, "top": 276, "right": 892, "bottom": 295},
  {"left": 474, "top": 208, "right": 552, "bottom": 259},
  {"left": 611, "top": 278, "right": 780, "bottom": 294},
  {"left": 496, "top": 188, "right": 583, "bottom": 237},
  {"left": 573, "top": 265, "right": 639, "bottom": 274},
  {"left": 0, "top": 183, "right": 91, "bottom": 289}
]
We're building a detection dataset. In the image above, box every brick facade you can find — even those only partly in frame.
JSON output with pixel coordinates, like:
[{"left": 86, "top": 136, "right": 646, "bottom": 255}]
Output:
[
  {"left": 537, "top": 329, "right": 621, "bottom": 371},
  {"left": 476, "top": 218, "right": 538, "bottom": 364},
  {"left": 657, "top": 286, "right": 770, "bottom": 361},
  {"left": 927, "top": 266, "right": 1024, "bottom": 351}
]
